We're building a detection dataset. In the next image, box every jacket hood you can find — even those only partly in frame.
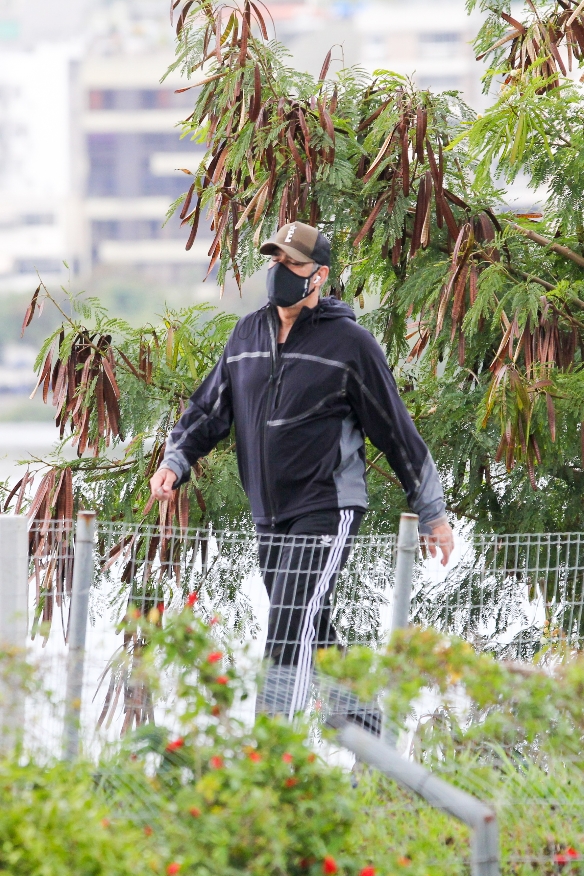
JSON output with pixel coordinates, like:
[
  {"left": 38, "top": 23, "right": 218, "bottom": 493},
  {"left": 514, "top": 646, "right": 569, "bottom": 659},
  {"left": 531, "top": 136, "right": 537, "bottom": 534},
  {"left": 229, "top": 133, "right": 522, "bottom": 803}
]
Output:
[{"left": 313, "top": 296, "right": 356, "bottom": 321}]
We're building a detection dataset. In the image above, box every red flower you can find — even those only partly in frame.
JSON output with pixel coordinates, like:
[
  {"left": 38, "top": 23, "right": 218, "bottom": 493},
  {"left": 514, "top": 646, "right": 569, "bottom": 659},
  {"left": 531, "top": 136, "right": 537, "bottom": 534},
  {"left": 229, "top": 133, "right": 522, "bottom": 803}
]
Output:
[
  {"left": 360, "top": 868, "right": 375, "bottom": 876},
  {"left": 187, "top": 592, "right": 198, "bottom": 606},
  {"left": 282, "top": 753, "right": 293, "bottom": 763},
  {"left": 207, "top": 651, "right": 223, "bottom": 663},
  {"left": 210, "top": 755, "right": 224, "bottom": 769},
  {"left": 248, "top": 751, "right": 262, "bottom": 762},
  {"left": 285, "top": 777, "right": 298, "bottom": 787},
  {"left": 323, "top": 856, "right": 337, "bottom": 874},
  {"left": 566, "top": 849, "right": 579, "bottom": 857},
  {"left": 157, "top": 602, "right": 165, "bottom": 614},
  {"left": 211, "top": 704, "right": 221, "bottom": 717},
  {"left": 555, "top": 848, "right": 580, "bottom": 864},
  {"left": 189, "top": 807, "right": 201, "bottom": 818},
  {"left": 144, "top": 825, "right": 153, "bottom": 836},
  {"left": 167, "top": 864, "right": 180, "bottom": 875},
  {"left": 165, "top": 738, "right": 184, "bottom": 752},
  {"left": 216, "top": 675, "right": 228, "bottom": 685}
]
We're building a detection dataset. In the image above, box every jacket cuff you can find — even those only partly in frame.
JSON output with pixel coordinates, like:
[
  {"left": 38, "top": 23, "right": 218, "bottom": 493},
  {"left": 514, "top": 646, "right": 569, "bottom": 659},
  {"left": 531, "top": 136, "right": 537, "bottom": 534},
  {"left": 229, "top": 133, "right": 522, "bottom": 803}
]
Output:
[
  {"left": 418, "top": 514, "right": 449, "bottom": 536},
  {"left": 158, "top": 450, "right": 191, "bottom": 488}
]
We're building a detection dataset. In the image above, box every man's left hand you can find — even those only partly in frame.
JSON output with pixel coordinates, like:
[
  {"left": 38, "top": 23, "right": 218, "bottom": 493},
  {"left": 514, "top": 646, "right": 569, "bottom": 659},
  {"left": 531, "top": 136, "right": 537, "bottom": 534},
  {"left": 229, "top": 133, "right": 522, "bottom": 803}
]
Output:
[{"left": 426, "top": 522, "right": 454, "bottom": 567}]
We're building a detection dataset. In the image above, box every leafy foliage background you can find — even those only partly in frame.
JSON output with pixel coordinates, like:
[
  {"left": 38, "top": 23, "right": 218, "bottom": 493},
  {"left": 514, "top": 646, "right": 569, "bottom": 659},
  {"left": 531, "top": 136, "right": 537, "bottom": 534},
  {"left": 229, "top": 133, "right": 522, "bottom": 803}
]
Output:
[{"left": 12, "top": 0, "right": 584, "bottom": 543}]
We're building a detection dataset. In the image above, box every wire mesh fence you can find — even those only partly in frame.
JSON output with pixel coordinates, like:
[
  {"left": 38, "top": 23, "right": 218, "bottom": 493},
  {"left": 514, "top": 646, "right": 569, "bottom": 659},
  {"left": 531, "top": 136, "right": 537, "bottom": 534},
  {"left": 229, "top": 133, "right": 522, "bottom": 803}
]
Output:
[
  {"left": 21, "top": 520, "right": 584, "bottom": 757},
  {"left": 413, "top": 530, "right": 584, "bottom": 660},
  {"left": 23, "top": 517, "right": 397, "bottom": 757},
  {"left": 13, "top": 516, "right": 584, "bottom": 874}
]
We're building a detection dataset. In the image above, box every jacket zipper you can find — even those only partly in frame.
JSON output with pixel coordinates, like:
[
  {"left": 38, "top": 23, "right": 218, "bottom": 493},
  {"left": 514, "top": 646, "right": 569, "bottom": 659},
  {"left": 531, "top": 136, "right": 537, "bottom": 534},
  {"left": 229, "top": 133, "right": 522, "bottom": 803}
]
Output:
[
  {"left": 273, "top": 364, "right": 285, "bottom": 409},
  {"left": 261, "top": 308, "right": 278, "bottom": 527}
]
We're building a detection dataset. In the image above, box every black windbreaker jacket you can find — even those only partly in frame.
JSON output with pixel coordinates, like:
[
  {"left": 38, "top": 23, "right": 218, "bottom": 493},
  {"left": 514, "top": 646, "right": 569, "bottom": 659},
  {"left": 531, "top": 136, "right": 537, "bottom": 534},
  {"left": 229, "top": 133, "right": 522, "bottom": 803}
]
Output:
[{"left": 160, "top": 297, "right": 447, "bottom": 533}]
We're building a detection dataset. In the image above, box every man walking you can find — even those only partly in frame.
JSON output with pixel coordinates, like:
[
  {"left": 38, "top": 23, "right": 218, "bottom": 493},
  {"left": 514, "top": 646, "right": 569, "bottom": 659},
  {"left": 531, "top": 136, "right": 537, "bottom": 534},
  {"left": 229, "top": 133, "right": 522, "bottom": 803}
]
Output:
[{"left": 150, "top": 221, "right": 453, "bottom": 723}]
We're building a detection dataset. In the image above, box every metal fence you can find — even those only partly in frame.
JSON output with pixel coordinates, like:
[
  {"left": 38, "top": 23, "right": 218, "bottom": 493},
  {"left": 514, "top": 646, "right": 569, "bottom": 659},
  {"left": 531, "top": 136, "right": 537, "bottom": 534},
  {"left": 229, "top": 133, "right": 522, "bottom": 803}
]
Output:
[
  {"left": 7, "top": 512, "right": 584, "bottom": 875},
  {"left": 413, "top": 529, "right": 584, "bottom": 660},
  {"left": 24, "top": 513, "right": 398, "bottom": 755},
  {"left": 14, "top": 514, "right": 584, "bottom": 751}
]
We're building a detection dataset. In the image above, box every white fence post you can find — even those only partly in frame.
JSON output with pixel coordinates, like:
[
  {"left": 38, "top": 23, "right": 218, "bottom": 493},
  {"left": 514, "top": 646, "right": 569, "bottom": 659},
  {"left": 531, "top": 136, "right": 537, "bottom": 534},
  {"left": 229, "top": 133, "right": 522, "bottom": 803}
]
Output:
[
  {"left": 62, "top": 511, "right": 96, "bottom": 761},
  {"left": 391, "top": 512, "right": 419, "bottom": 633},
  {"left": 0, "top": 515, "right": 28, "bottom": 751}
]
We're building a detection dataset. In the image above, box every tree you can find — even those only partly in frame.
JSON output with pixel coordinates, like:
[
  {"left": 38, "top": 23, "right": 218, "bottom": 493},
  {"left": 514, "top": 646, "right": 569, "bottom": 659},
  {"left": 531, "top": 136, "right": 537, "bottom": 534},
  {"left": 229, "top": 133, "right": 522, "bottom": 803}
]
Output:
[
  {"left": 14, "top": 0, "right": 584, "bottom": 558},
  {"left": 162, "top": 0, "right": 584, "bottom": 534}
]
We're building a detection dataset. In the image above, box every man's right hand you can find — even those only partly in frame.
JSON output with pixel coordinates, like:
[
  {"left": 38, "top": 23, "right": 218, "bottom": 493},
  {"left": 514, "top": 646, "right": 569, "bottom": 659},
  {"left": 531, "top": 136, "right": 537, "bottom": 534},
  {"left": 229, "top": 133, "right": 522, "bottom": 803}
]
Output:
[{"left": 150, "top": 468, "right": 177, "bottom": 500}]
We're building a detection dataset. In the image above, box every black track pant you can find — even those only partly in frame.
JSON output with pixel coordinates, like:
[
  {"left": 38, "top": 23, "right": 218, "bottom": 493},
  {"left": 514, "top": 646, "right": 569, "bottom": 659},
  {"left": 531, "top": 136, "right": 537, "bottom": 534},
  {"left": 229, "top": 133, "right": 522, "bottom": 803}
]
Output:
[{"left": 255, "top": 508, "right": 380, "bottom": 729}]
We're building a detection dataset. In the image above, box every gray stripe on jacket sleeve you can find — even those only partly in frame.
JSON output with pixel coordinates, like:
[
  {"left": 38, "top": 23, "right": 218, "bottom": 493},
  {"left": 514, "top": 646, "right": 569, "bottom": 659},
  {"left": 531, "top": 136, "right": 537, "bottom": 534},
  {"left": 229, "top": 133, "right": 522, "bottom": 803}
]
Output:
[{"left": 412, "top": 453, "right": 447, "bottom": 534}]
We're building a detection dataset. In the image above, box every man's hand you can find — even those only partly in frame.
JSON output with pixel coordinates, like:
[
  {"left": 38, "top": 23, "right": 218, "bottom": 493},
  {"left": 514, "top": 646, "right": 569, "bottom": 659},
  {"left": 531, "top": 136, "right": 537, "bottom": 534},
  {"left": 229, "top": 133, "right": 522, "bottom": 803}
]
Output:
[
  {"left": 150, "top": 468, "right": 177, "bottom": 501},
  {"left": 425, "top": 521, "right": 454, "bottom": 567}
]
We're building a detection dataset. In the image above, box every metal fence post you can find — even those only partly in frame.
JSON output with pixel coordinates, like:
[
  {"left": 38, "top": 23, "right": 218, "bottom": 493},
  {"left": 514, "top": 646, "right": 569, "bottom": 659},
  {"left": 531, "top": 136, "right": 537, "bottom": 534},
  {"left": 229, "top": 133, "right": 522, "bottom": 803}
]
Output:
[
  {"left": 0, "top": 515, "right": 28, "bottom": 752},
  {"left": 62, "top": 511, "right": 96, "bottom": 761},
  {"left": 381, "top": 513, "right": 419, "bottom": 746},
  {"left": 332, "top": 719, "right": 500, "bottom": 876},
  {"left": 391, "top": 512, "right": 419, "bottom": 633},
  {"left": 0, "top": 515, "right": 28, "bottom": 647}
]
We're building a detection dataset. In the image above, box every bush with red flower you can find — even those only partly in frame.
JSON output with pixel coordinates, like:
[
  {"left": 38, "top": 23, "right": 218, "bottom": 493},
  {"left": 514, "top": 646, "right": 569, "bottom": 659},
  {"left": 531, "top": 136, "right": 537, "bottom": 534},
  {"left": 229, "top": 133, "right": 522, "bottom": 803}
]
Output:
[{"left": 105, "top": 602, "right": 374, "bottom": 876}]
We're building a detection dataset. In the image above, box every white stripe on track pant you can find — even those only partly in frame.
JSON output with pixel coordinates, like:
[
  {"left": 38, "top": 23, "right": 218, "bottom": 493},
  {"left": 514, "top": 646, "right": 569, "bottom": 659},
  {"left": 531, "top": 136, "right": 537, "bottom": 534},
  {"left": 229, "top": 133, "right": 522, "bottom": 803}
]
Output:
[{"left": 255, "top": 509, "right": 358, "bottom": 719}]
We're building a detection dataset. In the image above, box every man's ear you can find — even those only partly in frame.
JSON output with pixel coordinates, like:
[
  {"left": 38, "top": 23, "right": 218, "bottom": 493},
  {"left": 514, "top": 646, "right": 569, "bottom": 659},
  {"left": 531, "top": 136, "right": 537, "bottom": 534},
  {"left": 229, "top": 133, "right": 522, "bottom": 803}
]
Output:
[{"left": 314, "top": 266, "right": 330, "bottom": 286}]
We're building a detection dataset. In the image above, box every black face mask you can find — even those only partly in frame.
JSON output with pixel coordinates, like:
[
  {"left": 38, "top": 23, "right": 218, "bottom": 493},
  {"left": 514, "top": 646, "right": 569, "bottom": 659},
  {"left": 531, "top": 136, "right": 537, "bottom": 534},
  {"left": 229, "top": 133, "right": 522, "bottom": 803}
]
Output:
[{"left": 267, "top": 262, "right": 320, "bottom": 308}]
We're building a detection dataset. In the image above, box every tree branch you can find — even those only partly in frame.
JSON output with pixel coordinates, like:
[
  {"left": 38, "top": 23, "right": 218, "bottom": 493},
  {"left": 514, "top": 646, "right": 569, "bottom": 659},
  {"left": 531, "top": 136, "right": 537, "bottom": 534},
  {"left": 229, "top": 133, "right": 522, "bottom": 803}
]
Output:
[
  {"left": 508, "top": 222, "right": 584, "bottom": 268},
  {"left": 367, "top": 460, "right": 401, "bottom": 487},
  {"left": 509, "top": 267, "right": 555, "bottom": 290},
  {"left": 368, "top": 460, "right": 480, "bottom": 521}
]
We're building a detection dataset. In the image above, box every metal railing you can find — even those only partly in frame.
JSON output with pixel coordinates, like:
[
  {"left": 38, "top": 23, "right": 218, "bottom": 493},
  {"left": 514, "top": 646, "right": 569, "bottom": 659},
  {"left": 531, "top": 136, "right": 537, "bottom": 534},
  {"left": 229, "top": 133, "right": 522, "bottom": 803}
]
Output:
[{"left": 9, "top": 511, "right": 584, "bottom": 875}]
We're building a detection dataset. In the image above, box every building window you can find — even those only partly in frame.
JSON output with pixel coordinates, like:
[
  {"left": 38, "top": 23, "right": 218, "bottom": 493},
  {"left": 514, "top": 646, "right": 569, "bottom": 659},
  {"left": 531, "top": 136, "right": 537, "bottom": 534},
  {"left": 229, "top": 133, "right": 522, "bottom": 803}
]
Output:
[
  {"left": 89, "top": 89, "right": 116, "bottom": 110},
  {"left": 87, "top": 134, "right": 118, "bottom": 196},
  {"left": 420, "top": 32, "right": 461, "bottom": 43},
  {"left": 16, "top": 258, "right": 62, "bottom": 274},
  {"left": 91, "top": 219, "right": 183, "bottom": 245},
  {"left": 88, "top": 88, "right": 192, "bottom": 111},
  {"left": 87, "top": 133, "right": 200, "bottom": 198},
  {"left": 21, "top": 214, "right": 55, "bottom": 225},
  {"left": 419, "top": 31, "right": 463, "bottom": 58}
]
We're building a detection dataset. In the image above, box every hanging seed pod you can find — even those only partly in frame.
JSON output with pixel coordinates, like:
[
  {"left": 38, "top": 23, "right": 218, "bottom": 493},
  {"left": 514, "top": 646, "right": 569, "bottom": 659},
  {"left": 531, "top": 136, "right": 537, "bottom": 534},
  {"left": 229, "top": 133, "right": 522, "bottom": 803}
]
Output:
[
  {"left": 415, "top": 105, "right": 427, "bottom": 162},
  {"left": 21, "top": 285, "right": 40, "bottom": 336}
]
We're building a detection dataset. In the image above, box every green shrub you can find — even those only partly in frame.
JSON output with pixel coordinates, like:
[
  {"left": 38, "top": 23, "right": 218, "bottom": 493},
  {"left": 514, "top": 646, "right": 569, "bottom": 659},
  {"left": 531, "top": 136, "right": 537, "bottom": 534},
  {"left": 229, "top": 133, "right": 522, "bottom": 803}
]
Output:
[
  {"left": 319, "top": 626, "right": 584, "bottom": 874},
  {"left": 6, "top": 614, "right": 584, "bottom": 875},
  {"left": 0, "top": 603, "right": 377, "bottom": 876},
  {"left": 0, "top": 759, "right": 154, "bottom": 876},
  {"left": 99, "top": 603, "right": 372, "bottom": 876}
]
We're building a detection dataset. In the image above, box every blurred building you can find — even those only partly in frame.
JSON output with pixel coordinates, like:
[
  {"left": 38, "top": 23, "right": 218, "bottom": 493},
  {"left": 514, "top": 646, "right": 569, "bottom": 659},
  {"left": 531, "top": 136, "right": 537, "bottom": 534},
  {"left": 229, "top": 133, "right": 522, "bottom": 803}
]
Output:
[
  {"left": 0, "top": 40, "right": 78, "bottom": 290},
  {"left": 0, "top": 0, "right": 93, "bottom": 289},
  {"left": 356, "top": 1, "right": 485, "bottom": 107},
  {"left": 0, "top": 0, "right": 489, "bottom": 293},
  {"left": 78, "top": 53, "right": 206, "bottom": 280}
]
